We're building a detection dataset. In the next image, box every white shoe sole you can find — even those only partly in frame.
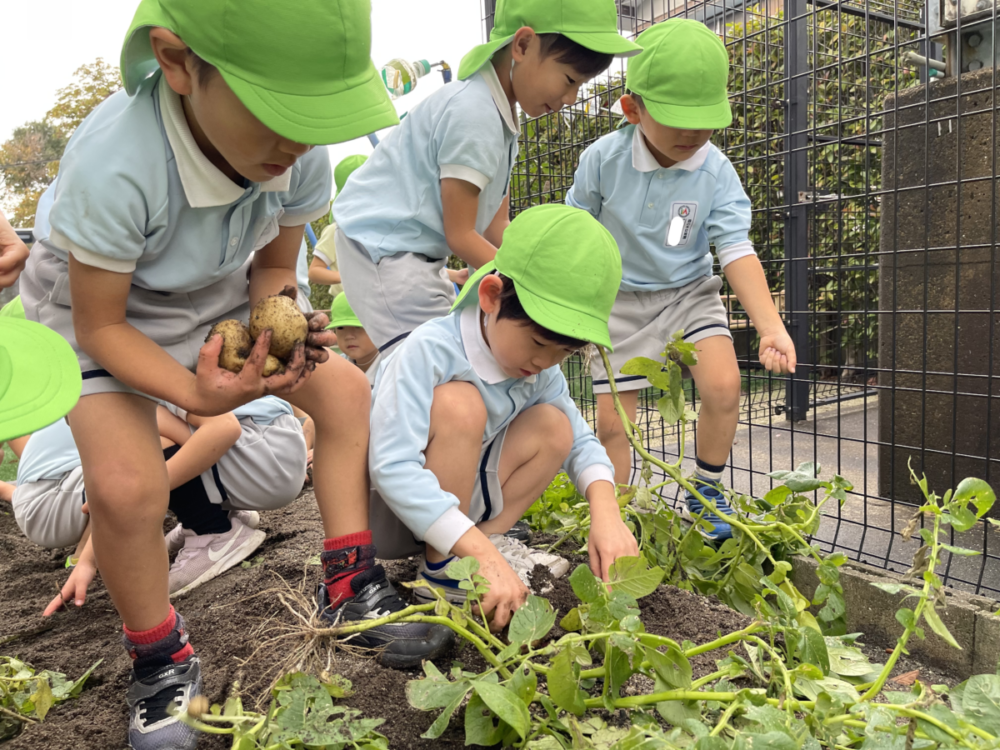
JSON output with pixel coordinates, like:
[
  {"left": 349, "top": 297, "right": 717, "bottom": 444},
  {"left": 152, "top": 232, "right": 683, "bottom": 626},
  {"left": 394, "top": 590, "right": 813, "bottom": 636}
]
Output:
[{"left": 170, "top": 529, "right": 266, "bottom": 598}]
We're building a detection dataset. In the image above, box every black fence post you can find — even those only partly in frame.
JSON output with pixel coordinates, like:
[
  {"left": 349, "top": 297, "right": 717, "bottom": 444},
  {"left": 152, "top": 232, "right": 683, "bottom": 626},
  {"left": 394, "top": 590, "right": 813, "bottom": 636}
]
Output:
[
  {"left": 783, "top": 0, "right": 811, "bottom": 422},
  {"left": 482, "top": 0, "right": 496, "bottom": 38}
]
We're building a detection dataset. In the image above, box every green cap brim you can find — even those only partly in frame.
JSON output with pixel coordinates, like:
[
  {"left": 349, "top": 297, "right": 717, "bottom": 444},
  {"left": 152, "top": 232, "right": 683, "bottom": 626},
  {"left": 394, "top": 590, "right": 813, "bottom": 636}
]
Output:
[
  {"left": 459, "top": 30, "right": 642, "bottom": 80},
  {"left": 219, "top": 65, "right": 399, "bottom": 146},
  {"left": 0, "top": 319, "right": 82, "bottom": 443},
  {"left": 327, "top": 314, "right": 364, "bottom": 330},
  {"left": 451, "top": 263, "right": 614, "bottom": 350},
  {"left": 643, "top": 97, "right": 733, "bottom": 130},
  {"left": 458, "top": 35, "right": 516, "bottom": 80}
]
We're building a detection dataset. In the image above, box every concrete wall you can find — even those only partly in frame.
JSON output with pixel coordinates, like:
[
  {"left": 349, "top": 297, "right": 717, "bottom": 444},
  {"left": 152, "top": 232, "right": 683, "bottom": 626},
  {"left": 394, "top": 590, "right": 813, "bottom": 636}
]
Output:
[{"left": 879, "top": 68, "right": 1000, "bottom": 507}]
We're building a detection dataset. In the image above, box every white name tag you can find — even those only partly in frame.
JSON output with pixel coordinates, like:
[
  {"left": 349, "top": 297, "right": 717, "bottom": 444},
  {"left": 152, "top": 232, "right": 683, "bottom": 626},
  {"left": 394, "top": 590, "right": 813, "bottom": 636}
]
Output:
[{"left": 666, "top": 201, "right": 698, "bottom": 247}]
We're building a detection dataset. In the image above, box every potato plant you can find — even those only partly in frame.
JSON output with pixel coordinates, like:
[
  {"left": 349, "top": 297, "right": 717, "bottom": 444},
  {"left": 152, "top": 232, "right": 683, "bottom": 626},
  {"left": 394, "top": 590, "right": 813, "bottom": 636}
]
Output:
[{"left": 0, "top": 656, "right": 101, "bottom": 740}]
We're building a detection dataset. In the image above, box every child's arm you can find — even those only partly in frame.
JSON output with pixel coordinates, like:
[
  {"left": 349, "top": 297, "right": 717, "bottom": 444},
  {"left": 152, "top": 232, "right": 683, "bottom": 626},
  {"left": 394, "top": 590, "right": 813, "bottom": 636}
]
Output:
[
  {"left": 441, "top": 179, "right": 500, "bottom": 269},
  {"left": 482, "top": 194, "right": 510, "bottom": 250},
  {"left": 43, "top": 523, "right": 97, "bottom": 616},
  {"left": 0, "top": 209, "right": 29, "bottom": 289},
  {"left": 564, "top": 143, "right": 603, "bottom": 218},
  {"left": 69, "top": 257, "right": 305, "bottom": 416},
  {"left": 308, "top": 256, "right": 341, "bottom": 286},
  {"left": 157, "top": 406, "right": 242, "bottom": 490},
  {"left": 723, "top": 255, "right": 796, "bottom": 373}
]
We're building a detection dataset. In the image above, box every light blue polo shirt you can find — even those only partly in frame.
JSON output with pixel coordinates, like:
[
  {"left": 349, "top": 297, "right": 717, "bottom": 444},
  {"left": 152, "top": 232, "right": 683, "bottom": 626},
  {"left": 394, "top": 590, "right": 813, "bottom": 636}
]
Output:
[
  {"left": 566, "top": 124, "right": 755, "bottom": 292},
  {"left": 333, "top": 64, "right": 519, "bottom": 262},
  {"left": 369, "top": 305, "right": 615, "bottom": 555},
  {"left": 34, "top": 71, "right": 332, "bottom": 294},
  {"left": 16, "top": 419, "right": 81, "bottom": 485},
  {"left": 296, "top": 239, "right": 312, "bottom": 304},
  {"left": 232, "top": 395, "right": 294, "bottom": 426}
]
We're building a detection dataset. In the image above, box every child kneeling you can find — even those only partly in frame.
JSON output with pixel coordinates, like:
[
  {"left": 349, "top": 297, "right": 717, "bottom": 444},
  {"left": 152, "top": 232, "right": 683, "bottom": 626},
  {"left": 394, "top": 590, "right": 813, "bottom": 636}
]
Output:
[{"left": 365, "top": 204, "right": 639, "bottom": 631}]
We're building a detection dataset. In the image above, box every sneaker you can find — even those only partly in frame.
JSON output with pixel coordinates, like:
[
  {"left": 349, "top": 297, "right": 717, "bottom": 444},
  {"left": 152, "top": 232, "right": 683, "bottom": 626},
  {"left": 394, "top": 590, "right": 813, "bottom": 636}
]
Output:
[
  {"left": 412, "top": 556, "right": 470, "bottom": 605},
  {"left": 165, "top": 510, "right": 260, "bottom": 556},
  {"left": 683, "top": 477, "right": 735, "bottom": 541},
  {"left": 168, "top": 515, "right": 266, "bottom": 596},
  {"left": 126, "top": 655, "right": 201, "bottom": 750},
  {"left": 488, "top": 534, "right": 569, "bottom": 592},
  {"left": 504, "top": 520, "right": 532, "bottom": 544},
  {"left": 317, "top": 564, "right": 454, "bottom": 669}
]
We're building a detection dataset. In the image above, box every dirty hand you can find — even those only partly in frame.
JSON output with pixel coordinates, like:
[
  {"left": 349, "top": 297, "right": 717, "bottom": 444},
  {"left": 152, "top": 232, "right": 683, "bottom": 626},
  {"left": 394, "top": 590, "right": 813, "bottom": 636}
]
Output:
[
  {"left": 43, "top": 558, "right": 98, "bottom": 616},
  {"left": 474, "top": 552, "right": 530, "bottom": 632},
  {"left": 587, "top": 503, "right": 639, "bottom": 582},
  {"left": 0, "top": 210, "right": 29, "bottom": 289},
  {"left": 276, "top": 285, "right": 334, "bottom": 366},
  {"left": 759, "top": 329, "right": 797, "bottom": 374}
]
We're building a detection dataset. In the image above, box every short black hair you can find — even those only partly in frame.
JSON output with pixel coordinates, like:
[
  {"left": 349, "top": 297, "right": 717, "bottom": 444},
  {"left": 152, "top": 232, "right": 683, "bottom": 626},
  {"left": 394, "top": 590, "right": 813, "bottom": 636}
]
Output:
[
  {"left": 186, "top": 49, "right": 218, "bottom": 88},
  {"left": 495, "top": 274, "right": 587, "bottom": 349},
  {"left": 538, "top": 33, "right": 614, "bottom": 78}
]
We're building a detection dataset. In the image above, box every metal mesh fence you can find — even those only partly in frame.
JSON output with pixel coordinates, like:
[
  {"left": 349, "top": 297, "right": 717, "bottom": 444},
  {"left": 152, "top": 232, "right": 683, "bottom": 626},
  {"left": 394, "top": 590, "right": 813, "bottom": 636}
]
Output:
[{"left": 484, "top": 0, "right": 1000, "bottom": 596}]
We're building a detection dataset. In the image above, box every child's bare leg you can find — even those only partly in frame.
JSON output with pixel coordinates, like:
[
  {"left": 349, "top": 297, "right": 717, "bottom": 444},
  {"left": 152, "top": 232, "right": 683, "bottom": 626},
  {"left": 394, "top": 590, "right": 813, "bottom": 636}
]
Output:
[
  {"left": 287, "top": 355, "right": 371, "bottom": 538},
  {"left": 0, "top": 482, "right": 13, "bottom": 502},
  {"left": 422, "top": 381, "right": 486, "bottom": 562},
  {"left": 478, "top": 404, "right": 573, "bottom": 537},
  {"left": 291, "top": 405, "right": 316, "bottom": 452},
  {"left": 69, "top": 393, "right": 170, "bottom": 631},
  {"left": 7, "top": 434, "right": 30, "bottom": 458},
  {"left": 687, "top": 337, "right": 742, "bottom": 470},
  {"left": 596, "top": 390, "right": 639, "bottom": 486}
]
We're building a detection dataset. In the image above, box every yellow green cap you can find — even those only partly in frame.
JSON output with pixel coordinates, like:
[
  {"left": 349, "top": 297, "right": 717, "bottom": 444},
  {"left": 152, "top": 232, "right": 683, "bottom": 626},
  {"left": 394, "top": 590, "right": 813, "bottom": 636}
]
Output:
[
  {"left": 627, "top": 20, "right": 732, "bottom": 129},
  {"left": 459, "top": 0, "right": 642, "bottom": 80},
  {"left": 335, "top": 155, "right": 368, "bottom": 196},
  {"left": 0, "top": 295, "right": 25, "bottom": 319},
  {"left": 327, "top": 293, "right": 363, "bottom": 329},
  {"left": 452, "top": 204, "right": 621, "bottom": 349}
]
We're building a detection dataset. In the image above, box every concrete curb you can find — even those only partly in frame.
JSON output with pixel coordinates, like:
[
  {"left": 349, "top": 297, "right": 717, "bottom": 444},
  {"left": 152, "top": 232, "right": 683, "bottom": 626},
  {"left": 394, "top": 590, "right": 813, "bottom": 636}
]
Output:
[{"left": 791, "top": 556, "right": 1000, "bottom": 678}]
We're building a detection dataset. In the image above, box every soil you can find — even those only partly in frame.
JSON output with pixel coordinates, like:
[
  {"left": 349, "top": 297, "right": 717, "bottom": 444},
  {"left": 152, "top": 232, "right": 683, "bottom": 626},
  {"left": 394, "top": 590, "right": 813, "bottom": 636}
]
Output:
[{"left": 0, "top": 492, "right": 965, "bottom": 749}]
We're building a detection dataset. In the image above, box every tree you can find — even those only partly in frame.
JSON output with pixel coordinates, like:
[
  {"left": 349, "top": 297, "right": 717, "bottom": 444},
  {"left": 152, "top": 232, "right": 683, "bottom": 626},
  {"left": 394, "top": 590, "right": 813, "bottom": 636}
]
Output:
[{"left": 0, "top": 58, "right": 121, "bottom": 226}]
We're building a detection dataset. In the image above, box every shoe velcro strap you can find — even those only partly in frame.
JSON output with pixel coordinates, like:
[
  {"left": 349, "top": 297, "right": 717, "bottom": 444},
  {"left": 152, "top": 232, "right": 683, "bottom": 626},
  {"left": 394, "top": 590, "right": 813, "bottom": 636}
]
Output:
[{"left": 127, "top": 659, "right": 200, "bottom": 706}]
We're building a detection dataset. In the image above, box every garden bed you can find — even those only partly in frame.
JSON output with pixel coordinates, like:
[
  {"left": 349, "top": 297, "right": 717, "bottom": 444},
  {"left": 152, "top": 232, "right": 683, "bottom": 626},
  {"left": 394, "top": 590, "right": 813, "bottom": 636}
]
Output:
[{"left": 0, "top": 489, "right": 966, "bottom": 749}]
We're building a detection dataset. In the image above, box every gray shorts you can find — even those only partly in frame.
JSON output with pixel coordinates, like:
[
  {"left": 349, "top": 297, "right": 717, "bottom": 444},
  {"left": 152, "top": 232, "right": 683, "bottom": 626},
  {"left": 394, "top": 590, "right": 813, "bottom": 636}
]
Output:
[
  {"left": 184, "top": 413, "right": 307, "bottom": 512},
  {"left": 371, "top": 425, "right": 507, "bottom": 559},
  {"left": 590, "top": 276, "right": 732, "bottom": 394},
  {"left": 12, "top": 466, "right": 88, "bottom": 549},
  {"left": 336, "top": 227, "right": 456, "bottom": 357},
  {"left": 20, "top": 244, "right": 252, "bottom": 400}
]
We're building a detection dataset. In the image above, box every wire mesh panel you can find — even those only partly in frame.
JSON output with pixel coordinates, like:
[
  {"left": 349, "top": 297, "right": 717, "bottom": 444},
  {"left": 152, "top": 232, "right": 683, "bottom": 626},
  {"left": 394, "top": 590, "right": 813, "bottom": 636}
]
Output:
[{"left": 483, "top": 0, "right": 1000, "bottom": 595}]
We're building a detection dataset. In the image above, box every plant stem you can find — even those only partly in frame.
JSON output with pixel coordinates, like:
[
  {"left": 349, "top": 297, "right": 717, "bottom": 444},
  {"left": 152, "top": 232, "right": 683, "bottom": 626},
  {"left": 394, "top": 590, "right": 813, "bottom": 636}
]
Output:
[
  {"left": 583, "top": 689, "right": 738, "bottom": 710},
  {"left": 683, "top": 623, "right": 763, "bottom": 658},
  {"left": 710, "top": 697, "right": 743, "bottom": 736},
  {"left": 0, "top": 705, "right": 36, "bottom": 724}
]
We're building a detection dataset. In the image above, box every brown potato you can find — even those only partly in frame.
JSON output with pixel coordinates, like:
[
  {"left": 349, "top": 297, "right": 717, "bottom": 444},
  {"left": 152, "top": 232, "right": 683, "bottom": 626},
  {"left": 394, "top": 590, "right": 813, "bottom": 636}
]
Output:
[
  {"left": 207, "top": 319, "right": 251, "bottom": 374},
  {"left": 249, "top": 294, "right": 308, "bottom": 360},
  {"left": 263, "top": 354, "right": 285, "bottom": 377}
]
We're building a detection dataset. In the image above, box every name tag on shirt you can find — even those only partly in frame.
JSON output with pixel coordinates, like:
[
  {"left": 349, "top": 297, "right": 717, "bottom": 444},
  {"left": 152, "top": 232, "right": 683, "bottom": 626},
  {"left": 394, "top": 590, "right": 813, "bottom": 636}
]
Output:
[{"left": 666, "top": 202, "right": 698, "bottom": 247}]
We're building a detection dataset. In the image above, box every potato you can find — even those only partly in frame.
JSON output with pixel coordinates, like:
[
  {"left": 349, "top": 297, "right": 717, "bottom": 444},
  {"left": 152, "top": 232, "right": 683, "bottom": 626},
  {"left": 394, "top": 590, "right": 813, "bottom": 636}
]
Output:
[
  {"left": 187, "top": 695, "right": 210, "bottom": 719},
  {"left": 249, "top": 293, "right": 308, "bottom": 360},
  {"left": 263, "top": 354, "right": 285, "bottom": 377},
  {"left": 207, "top": 319, "right": 251, "bottom": 374}
]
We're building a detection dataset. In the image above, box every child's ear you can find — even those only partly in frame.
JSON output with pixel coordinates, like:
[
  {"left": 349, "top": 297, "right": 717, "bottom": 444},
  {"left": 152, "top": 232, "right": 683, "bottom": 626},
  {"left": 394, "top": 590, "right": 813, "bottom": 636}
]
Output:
[
  {"left": 510, "top": 27, "right": 536, "bottom": 63},
  {"left": 620, "top": 95, "right": 642, "bottom": 125},
  {"left": 477, "top": 275, "right": 504, "bottom": 315},
  {"left": 149, "top": 28, "right": 195, "bottom": 97}
]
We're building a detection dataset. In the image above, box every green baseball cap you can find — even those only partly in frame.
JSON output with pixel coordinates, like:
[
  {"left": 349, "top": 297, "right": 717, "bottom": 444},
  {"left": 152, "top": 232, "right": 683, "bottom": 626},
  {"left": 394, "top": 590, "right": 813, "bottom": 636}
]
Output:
[
  {"left": 627, "top": 20, "right": 732, "bottom": 129},
  {"left": 452, "top": 204, "right": 621, "bottom": 349},
  {"left": 121, "top": 0, "right": 399, "bottom": 145},
  {"left": 335, "top": 155, "right": 369, "bottom": 196},
  {"left": 0, "top": 319, "right": 82, "bottom": 442},
  {"left": 327, "top": 292, "right": 363, "bottom": 329},
  {"left": 459, "top": 0, "right": 642, "bottom": 80},
  {"left": 0, "top": 295, "right": 25, "bottom": 319}
]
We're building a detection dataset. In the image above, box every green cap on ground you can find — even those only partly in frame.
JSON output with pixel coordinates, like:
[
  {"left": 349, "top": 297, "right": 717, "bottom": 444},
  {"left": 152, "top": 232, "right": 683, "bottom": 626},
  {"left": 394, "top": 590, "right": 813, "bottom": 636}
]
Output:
[
  {"left": 452, "top": 204, "right": 622, "bottom": 349},
  {"left": 335, "top": 155, "right": 369, "bottom": 196},
  {"left": 627, "top": 19, "right": 732, "bottom": 129},
  {"left": 0, "top": 319, "right": 82, "bottom": 442},
  {"left": 0, "top": 295, "right": 25, "bottom": 319},
  {"left": 459, "top": 0, "right": 642, "bottom": 80},
  {"left": 121, "top": 0, "right": 399, "bottom": 145},
  {"left": 327, "top": 292, "right": 364, "bottom": 329}
]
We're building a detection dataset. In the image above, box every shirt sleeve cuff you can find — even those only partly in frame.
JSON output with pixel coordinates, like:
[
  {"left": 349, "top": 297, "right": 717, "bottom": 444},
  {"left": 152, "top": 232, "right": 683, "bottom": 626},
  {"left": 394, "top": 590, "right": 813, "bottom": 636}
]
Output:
[
  {"left": 423, "top": 506, "right": 476, "bottom": 556},
  {"left": 717, "top": 240, "right": 756, "bottom": 268},
  {"left": 51, "top": 230, "right": 138, "bottom": 274},
  {"left": 439, "top": 164, "right": 491, "bottom": 190},
  {"left": 313, "top": 249, "right": 332, "bottom": 266},
  {"left": 575, "top": 464, "right": 616, "bottom": 495},
  {"left": 278, "top": 203, "right": 331, "bottom": 227}
]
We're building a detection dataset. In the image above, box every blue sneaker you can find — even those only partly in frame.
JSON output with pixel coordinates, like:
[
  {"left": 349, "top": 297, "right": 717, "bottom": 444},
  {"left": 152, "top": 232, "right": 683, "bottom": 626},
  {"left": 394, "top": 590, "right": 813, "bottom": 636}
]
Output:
[{"left": 683, "top": 477, "right": 736, "bottom": 541}]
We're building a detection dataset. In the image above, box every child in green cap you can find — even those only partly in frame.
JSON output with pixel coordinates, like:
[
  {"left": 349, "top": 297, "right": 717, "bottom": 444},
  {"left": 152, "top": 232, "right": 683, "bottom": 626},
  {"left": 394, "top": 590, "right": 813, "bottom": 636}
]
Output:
[
  {"left": 328, "top": 292, "right": 380, "bottom": 383},
  {"left": 17, "top": 1, "right": 453, "bottom": 747},
  {"left": 334, "top": 0, "right": 641, "bottom": 361},
  {"left": 365, "top": 204, "right": 639, "bottom": 631},
  {"left": 567, "top": 19, "right": 797, "bottom": 541}
]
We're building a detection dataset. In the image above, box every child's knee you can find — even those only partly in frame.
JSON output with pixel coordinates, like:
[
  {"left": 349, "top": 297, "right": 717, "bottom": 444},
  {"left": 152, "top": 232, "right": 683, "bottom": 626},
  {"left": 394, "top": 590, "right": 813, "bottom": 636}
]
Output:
[
  {"left": 86, "top": 470, "right": 167, "bottom": 521},
  {"left": 701, "top": 373, "right": 742, "bottom": 414},
  {"left": 533, "top": 404, "right": 573, "bottom": 458},
  {"left": 431, "top": 382, "right": 487, "bottom": 437}
]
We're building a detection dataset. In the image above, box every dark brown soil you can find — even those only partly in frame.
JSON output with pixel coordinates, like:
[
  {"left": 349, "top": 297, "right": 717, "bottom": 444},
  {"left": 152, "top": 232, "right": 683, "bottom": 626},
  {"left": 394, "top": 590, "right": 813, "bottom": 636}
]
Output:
[{"left": 0, "top": 494, "right": 965, "bottom": 749}]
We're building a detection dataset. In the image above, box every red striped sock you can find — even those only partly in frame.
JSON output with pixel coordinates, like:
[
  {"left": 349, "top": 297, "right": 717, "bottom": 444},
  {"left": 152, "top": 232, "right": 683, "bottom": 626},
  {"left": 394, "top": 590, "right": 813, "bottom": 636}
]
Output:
[{"left": 322, "top": 531, "right": 375, "bottom": 605}]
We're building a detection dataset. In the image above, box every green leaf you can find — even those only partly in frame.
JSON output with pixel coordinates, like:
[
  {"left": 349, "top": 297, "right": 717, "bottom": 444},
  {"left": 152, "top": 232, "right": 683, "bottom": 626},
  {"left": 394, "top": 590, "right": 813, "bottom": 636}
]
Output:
[
  {"left": 406, "top": 662, "right": 471, "bottom": 711},
  {"left": 608, "top": 556, "right": 664, "bottom": 599},
  {"left": 620, "top": 356, "right": 671, "bottom": 391},
  {"left": 420, "top": 688, "right": 467, "bottom": 740},
  {"left": 647, "top": 646, "right": 692, "bottom": 690},
  {"left": 509, "top": 595, "right": 556, "bottom": 645},
  {"left": 471, "top": 680, "right": 530, "bottom": 740},
  {"left": 915, "top": 703, "right": 962, "bottom": 744},
  {"left": 560, "top": 607, "right": 583, "bottom": 632},
  {"left": 570, "top": 564, "right": 604, "bottom": 604},
  {"left": 797, "top": 626, "right": 830, "bottom": 673},
  {"left": 549, "top": 647, "right": 587, "bottom": 716},
  {"left": 464, "top": 691, "right": 504, "bottom": 747},
  {"left": 29, "top": 678, "right": 54, "bottom": 722},
  {"left": 768, "top": 561, "right": 793, "bottom": 585},
  {"left": 949, "top": 506, "right": 977, "bottom": 533},
  {"left": 941, "top": 543, "right": 980, "bottom": 557},
  {"left": 510, "top": 663, "right": 537, "bottom": 706},
  {"left": 445, "top": 556, "right": 480, "bottom": 581},
  {"left": 922, "top": 604, "right": 962, "bottom": 650},
  {"left": 955, "top": 674, "right": 1000, "bottom": 735},
  {"left": 896, "top": 608, "right": 916, "bottom": 630},
  {"left": 953, "top": 477, "right": 995, "bottom": 517}
]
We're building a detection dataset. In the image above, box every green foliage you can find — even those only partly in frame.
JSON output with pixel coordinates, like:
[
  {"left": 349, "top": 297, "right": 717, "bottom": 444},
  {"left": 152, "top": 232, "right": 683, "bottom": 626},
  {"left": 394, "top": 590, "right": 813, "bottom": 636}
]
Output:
[
  {"left": 0, "top": 656, "right": 101, "bottom": 740},
  {"left": 179, "top": 673, "right": 387, "bottom": 749},
  {"left": 1, "top": 443, "right": 17, "bottom": 484}
]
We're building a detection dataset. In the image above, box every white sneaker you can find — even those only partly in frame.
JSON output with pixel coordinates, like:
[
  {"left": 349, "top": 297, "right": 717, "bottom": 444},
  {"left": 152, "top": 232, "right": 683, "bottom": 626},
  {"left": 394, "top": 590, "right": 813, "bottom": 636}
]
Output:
[
  {"left": 168, "top": 515, "right": 265, "bottom": 597},
  {"left": 412, "top": 556, "right": 470, "bottom": 605},
  {"left": 487, "top": 534, "right": 569, "bottom": 593},
  {"left": 165, "top": 510, "right": 260, "bottom": 555}
]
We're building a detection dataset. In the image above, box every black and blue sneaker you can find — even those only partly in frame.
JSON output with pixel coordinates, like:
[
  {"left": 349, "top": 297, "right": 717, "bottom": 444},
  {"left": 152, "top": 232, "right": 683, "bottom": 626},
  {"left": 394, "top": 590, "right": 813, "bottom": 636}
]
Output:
[
  {"left": 683, "top": 477, "right": 736, "bottom": 541},
  {"left": 126, "top": 655, "right": 201, "bottom": 750}
]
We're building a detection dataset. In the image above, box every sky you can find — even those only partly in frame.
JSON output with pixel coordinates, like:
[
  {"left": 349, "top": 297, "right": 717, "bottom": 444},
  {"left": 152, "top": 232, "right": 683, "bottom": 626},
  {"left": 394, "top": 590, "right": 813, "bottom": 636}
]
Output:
[{"left": 1, "top": 0, "right": 484, "bottom": 175}]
